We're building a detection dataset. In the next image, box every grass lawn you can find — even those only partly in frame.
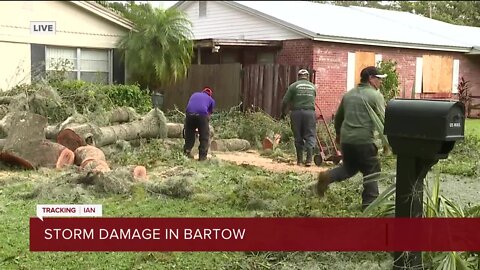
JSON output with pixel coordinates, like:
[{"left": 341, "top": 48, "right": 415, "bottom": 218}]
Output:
[
  {"left": 0, "top": 119, "right": 478, "bottom": 269},
  {"left": 466, "top": 118, "right": 480, "bottom": 136},
  {"left": 0, "top": 144, "right": 394, "bottom": 270}
]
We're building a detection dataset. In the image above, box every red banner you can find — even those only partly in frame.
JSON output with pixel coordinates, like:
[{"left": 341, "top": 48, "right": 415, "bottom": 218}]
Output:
[{"left": 29, "top": 217, "right": 480, "bottom": 252}]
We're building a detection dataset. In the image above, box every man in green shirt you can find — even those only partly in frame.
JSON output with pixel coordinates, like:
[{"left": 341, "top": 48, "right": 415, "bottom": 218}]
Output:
[
  {"left": 315, "top": 66, "right": 386, "bottom": 210},
  {"left": 281, "top": 69, "right": 317, "bottom": 166}
]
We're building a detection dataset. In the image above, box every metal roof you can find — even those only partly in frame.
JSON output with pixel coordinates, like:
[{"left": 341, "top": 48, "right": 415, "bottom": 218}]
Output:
[{"left": 173, "top": 1, "right": 480, "bottom": 52}]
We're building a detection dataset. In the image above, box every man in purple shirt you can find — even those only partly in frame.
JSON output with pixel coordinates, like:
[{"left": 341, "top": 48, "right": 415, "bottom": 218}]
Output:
[{"left": 183, "top": 87, "right": 216, "bottom": 161}]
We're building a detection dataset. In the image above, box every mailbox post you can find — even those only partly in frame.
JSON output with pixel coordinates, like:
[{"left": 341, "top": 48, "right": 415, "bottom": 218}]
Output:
[{"left": 384, "top": 99, "right": 465, "bottom": 270}]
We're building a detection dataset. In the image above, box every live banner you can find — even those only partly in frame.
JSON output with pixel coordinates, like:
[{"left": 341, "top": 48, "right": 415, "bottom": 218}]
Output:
[{"left": 30, "top": 218, "right": 480, "bottom": 252}]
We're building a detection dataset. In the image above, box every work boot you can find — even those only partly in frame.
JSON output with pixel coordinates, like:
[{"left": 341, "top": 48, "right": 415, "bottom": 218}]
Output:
[
  {"left": 296, "top": 149, "right": 304, "bottom": 166},
  {"left": 315, "top": 171, "right": 331, "bottom": 197},
  {"left": 305, "top": 148, "right": 313, "bottom": 167},
  {"left": 198, "top": 154, "right": 207, "bottom": 161}
]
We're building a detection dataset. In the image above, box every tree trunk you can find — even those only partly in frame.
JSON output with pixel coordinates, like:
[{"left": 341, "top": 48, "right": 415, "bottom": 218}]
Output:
[
  {"left": 167, "top": 123, "right": 184, "bottom": 138},
  {"left": 108, "top": 107, "right": 140, "bottom": 123},
  {"left": 56, "top": 123, "right": 100, "bottom": 151},
  {"left": 81, "top": 159, "right": 111, "bottom": 173},
  {"left": 210, "top": 139, "right": 250, "bottom": 152},
  {"left": 74, "top": 145, "right": 107, "bottom": 166},
  {"left": 56, "top": 109, "right": 167, "bottom": 150},
  {"left": 45, "top": 113, "right": 89, "bottom": 140},
  {"left": 0, "top": 112, "right": 75, "bottom": 169}
]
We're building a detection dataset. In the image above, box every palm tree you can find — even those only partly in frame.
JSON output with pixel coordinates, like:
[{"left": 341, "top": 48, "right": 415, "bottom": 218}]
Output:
[{"left": 117, "top": 3, "right": 194, "bottom": 94}]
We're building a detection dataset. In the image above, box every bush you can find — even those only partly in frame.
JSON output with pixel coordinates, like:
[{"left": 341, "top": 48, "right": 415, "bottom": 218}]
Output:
[
  {"left": 53, "top": 81, "right": 152, "bottom": 114},
  {"left": 377, "top": 59, "right": 400, "bottom": 102}
]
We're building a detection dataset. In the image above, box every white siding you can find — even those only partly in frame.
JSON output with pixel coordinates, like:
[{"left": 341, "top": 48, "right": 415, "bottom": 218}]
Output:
[
  {"left": 0, "top": 2, "right": 128, "bottom": 48},
  {"left": 0, "top": 42, "right": 30, "bottom": 91},
  {"left": 181, "top": 1, "right": 304, "bottom": 40}
]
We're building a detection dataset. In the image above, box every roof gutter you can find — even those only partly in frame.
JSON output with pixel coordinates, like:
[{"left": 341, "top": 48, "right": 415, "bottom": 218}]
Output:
[
  {"left": 466, "top": 46, "right": 480, "bottom": 55},
  {"left": 313, "top": 35, "right": 471, "bottom": 53}
]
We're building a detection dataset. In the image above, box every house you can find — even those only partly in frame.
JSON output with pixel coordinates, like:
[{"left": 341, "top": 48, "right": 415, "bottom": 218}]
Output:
[
  {"left": 172, "top": 1, "right": 480, "bottom": 118},
  {"left": 0, "top": 1, "right": 133, "bottom": 91}
]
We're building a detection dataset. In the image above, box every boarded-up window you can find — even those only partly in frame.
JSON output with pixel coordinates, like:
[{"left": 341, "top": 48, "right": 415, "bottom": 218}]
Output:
[
  {"left": 354, "top": 51, "right": 376, "bottom": 85},
  {"left": 347, "top": 51, "right": 382, "bottom": 91},
  {"left": 422, "top": 55, "right": 453, "bottom": 93}
]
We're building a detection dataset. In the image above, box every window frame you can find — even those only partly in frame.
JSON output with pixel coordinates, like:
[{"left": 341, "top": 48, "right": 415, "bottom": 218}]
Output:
[{"left": 45, "top": 46, "right": 113, "bottom": 84}]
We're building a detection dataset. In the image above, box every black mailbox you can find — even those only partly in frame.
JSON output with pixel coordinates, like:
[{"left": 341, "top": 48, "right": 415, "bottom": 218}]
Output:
[
  {"left": 384, "top": 99, "right": 465, "bottom": 270},
  {"left": 385, "top": 99, "right": 464, "bottom": 159}
]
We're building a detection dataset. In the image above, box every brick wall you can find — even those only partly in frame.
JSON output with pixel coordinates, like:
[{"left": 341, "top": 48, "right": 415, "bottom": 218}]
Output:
[{"left": 277, "top": 38, "right": 480, "bottom": 120}]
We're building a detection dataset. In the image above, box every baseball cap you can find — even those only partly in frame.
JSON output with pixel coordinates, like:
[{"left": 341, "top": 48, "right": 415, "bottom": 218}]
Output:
[
  {"left": 360, "top": 66, "right": 387, "bottom": 80},
  {"left": 298, "top": 69, "right": 309, "bottom": 76},
  {"left": 202, "top": 87, "right": 213, "bottom": 96}
]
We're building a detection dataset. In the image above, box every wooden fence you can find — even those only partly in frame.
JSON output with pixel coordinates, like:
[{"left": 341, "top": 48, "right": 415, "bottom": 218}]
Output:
[
  {"left": 164, "top": 63, "right": 242, "bottom": 111},
  {"left": 242, "top": 64, "right": 315, "bottom": 118},
  {"left": 165, "top": 63, "right": 315, "bottom": 118}
]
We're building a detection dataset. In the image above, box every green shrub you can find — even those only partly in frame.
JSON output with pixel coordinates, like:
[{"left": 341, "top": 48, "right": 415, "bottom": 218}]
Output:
[
  {"left": 53, "top": 80, "right": 152, "bottom": 114},
  {"left": 377, "top": 59, "right": 400, "bottom": 102}
]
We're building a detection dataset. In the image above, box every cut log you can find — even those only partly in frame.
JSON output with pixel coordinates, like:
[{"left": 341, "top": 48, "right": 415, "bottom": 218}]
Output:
[
  {"left": 57, "top": 109, "right": 167, "bottom": 150},
  {"left": 108, "top": 107, "right": 140, "bottom": 123},
  {"left": 56, "top": 148, "right": 75, "bottom": 169},
  {"left": 81, "top": 159, "right": 111, "bottom": 173},
  {"left": 74, "top": 145, "right": 106, "bottom": 166},
  {"left": 56, "top": 123, "right": 101, "bottom": 151},
  {"left": 0, "top": 112, "right": 74, "bottom": 169},
  {"left": 45, "top": 113, "right": 89, "bottom": 140},
  {"left": 262, "top": 134, "right": 281, "bottom": 150},
  {"left": 167, "top": 123, "right": 184, "bottom": 138},
  {"left": 210, "top": 139, "right": 250, "bottom": 152},
  {"left": 1, "top": 140, "right": 74, "bottom": 169},
  {"left": 132, "top": 166, "right": 147, "bottom": 180}
]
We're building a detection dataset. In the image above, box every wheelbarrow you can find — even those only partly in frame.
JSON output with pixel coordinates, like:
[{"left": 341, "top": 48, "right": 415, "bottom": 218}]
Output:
[{"left": 313, "top": 103, "right": 342, "bottom": 166}]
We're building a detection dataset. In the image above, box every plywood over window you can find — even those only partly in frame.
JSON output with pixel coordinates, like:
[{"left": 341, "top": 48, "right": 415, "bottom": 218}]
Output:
[
  {"left": 422, "top": 55, "right": 453, "bottom": 93},
  {"left": 354, "top": 51, "right": 376, "bottom": 85}
]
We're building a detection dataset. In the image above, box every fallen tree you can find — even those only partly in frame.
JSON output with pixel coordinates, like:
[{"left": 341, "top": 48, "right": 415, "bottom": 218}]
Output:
[
  {"left": 210, "top": 139, "right": 250, "bottom": 152},
  {"left": 0, "top": 112, "right": 74, "bottom": 169},
  {"left": 57, "top": 109, "right": 168, "bottom": 151}
]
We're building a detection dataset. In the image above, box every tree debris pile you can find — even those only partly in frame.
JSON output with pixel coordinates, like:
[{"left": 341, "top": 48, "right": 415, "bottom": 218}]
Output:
[{"left": 23, "top": 165, "right": 201, "bottom": 202}]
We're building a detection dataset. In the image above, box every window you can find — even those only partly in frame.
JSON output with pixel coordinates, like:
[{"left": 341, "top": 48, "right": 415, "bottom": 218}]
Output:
[
  {"left": 46, "top": 46, "right": 112, "bottom": 84},
  {"left": 346, "top": 51, "right": 382, "bottom": 91},
  {"left": 414, "top": 55, "right": 460, "bottom": 96},
  {"left": 199, "top": 1, "right": 207, "bottom": 17}
]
